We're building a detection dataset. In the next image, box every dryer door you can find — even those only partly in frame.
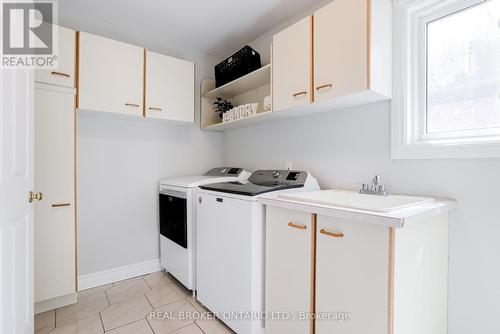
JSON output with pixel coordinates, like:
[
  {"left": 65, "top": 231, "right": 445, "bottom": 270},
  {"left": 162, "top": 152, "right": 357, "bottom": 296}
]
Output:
[{"left": 159, "top": 190, "right": 187, "bottom": 248}]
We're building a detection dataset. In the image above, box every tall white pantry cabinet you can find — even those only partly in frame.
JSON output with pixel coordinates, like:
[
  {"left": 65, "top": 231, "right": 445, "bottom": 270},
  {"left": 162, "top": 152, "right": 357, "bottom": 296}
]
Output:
[
  {"left": 34, "top": 25, "right": 77, "bottom": 313},
  {"left": 33, "top": 23, "right": 194, "bottom": 313}
]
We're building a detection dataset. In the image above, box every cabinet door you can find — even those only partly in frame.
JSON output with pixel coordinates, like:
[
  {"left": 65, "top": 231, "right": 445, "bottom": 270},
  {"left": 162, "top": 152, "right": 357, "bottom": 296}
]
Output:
[
  {"left": 35, "top": 26, "right": 75, "bottom": 88},
  {"left": 78, "top": 32, "right": 143, "bottom": 116},
  {"left": 266, "top": 207, "right": 313, "bottom": 334},
  {"left": 272, "top": 16, "right": 312, "bottom": 111},
  {"left": 316, "top": 215, "right": 388, "bottom": 334},
  {"left": 314, "top": 0, "right": 368, "bottom": 102},
  {"left": 34, "top": 87, "right": 75, "bottom": 302},
  {"left": 145, "top": 51, "right": 194, "bottom": 122}
]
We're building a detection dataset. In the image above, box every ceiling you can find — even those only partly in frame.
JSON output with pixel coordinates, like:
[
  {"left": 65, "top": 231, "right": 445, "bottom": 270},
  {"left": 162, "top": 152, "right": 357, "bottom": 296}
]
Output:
[{"left": 59, "top": 0, "right": 323, "bottom": 58}]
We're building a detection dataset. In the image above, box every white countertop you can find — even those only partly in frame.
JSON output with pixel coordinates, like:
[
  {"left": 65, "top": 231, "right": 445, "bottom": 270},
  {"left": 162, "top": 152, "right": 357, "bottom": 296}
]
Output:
[{"left": 258, "top": 190, "right": 456, "bottom": 228}]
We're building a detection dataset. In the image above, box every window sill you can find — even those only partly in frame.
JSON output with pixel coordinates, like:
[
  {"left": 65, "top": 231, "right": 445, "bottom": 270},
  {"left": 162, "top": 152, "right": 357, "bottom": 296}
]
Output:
[{"left": 391, "top": 141, "right": 500, "bottom": 159}]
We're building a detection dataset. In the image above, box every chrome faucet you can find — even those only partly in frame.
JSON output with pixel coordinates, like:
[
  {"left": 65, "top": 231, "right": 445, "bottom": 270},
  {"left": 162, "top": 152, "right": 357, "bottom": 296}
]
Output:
[{"left": 360, "top": 175, "right": 388, "bottom": 196}]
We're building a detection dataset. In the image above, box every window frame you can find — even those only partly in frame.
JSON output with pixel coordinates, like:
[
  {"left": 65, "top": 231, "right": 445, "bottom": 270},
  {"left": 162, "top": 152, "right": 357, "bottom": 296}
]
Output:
[{"left": 391, "top": 0, "right": 500, "bottom": 159}]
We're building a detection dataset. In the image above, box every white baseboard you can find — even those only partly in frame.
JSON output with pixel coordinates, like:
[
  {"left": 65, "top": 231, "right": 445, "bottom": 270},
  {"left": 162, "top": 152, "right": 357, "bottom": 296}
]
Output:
[
  {"left": 78, "top": 258, "right": 162, "bottom": 291},
  {"left": 35, "top": 293, "right": 77, "bottom": 314}
]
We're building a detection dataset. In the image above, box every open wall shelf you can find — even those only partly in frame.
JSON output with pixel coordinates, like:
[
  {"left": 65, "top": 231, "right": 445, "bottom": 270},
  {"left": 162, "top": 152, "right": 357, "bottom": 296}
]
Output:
[
  {"left": 201, "top": 65, "right": 272, "bottom": 130},
  {"left": 203, "top": 64, "right": 271, "bottom": 99}
]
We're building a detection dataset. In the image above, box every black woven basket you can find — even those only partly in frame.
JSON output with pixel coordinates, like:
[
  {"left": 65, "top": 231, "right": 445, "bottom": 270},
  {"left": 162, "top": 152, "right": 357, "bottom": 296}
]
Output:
[{"left": 215, "top": 46, "right": 261, "bottom": 88}]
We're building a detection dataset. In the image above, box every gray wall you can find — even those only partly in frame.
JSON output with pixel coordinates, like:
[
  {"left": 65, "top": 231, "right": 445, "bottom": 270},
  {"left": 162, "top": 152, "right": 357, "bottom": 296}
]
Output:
[
  {"left": 223, "top": 101, "right": 500, "bottom": 334},
  {"left": 77, "top": 51, "right": 224, "bottom": 275}
]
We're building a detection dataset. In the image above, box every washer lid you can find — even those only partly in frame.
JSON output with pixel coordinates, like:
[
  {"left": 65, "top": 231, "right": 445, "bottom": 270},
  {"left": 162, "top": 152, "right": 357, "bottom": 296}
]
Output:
[
  {"left": 199, "top": 170, "right": 309, "bottom": 196},
  {"left": 200, "top": 180, "right": 305, "bottom": 196},
  {"left": 160, "top": 175, "right": 244, "bottom": 188},
  {"left": 160, "top": 168, "right": 250, "bottom": 188}
]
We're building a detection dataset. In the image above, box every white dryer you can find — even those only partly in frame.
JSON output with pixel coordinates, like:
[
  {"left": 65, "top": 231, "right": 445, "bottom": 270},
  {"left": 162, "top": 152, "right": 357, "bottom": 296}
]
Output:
[
  {"left": 196, "top": 170, "right": 320, "bottom": 334},
  {"left": 159, "top": 167, "right": 250, "bottom": 290}
]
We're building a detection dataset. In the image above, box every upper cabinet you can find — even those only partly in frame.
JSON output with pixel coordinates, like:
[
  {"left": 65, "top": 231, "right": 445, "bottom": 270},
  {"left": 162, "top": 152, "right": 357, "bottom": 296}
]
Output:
[
  {"left": 314, "top": 0, "right": 367, "bottom": 101},
  {"left": 272, "top": 16, "right": 312, "bottom": 112},
  {"left": 35, "top": 26, "right": 75, "bottom": 88},
  {"left": 204, "top": 0, "right": 392, "bottom": 131},
  {"left": 145, "top": 51, "right": 194, "bottom": 122},
  {"left": 314, "top": 0, "right": 391, "bottom": 102},
  {"left": 272, "top": 0, "right": 391, "bottom": 111},
  {"left": 77, "top": 32, "right": 194, "bottom": 123},
  {"left": 78, "top": 32, "right": 144, "bottom": 117}
]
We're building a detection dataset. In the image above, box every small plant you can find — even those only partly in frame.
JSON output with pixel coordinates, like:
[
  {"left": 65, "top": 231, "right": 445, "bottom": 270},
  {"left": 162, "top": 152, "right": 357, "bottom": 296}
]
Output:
[{"left": 213, "top": 97, "right": 233, "bottom": 119}]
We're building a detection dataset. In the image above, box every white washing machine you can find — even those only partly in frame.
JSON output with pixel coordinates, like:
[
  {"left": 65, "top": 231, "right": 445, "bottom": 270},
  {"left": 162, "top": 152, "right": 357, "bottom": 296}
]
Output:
[
  {"left": 159, "top": 167, "right": 250, "bottom": 290},
  {"left": 196, "top": 170, "right": 320, "bottom": 334}
]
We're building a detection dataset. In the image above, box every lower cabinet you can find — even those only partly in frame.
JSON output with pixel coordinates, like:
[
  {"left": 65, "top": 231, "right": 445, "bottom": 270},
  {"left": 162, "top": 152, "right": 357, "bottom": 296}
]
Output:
[
  {"left": 265, "top": 206, "right": 448, "bottom": 334},
  {"left": 266, "top": 207, "right": 313, "bottom": 334},
  {"left": 34, "top": 84, "right": 76, "bottom": 311},
  {"left": 316, "top": 215, "right": 389, "bottom": 334}
]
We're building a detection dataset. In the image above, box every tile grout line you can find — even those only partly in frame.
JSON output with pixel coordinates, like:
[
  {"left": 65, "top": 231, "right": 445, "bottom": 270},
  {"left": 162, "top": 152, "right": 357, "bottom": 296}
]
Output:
[
  {"left": 105, "top": 280, "right": 151, "bottom": 305},
  {"left": 103, "top": 317, "right": 152, "bottom": 333},
  {"left": 105, "top": 318, "right": 150, "bottom": 333},
  {"left": 143, "top": 285, "right": 157, "bottom": 333},
  {"left": 145, "top": 313, "right": 156, "bottom": 334},
  {"left": 166, "top": 322, "right": 198, "bottom": 334},
  {"left": 144, "top": 290, "right": 155, "bottom": 309},
  {"left": 98, "top": 311, "right": 105, "bottom": 333},
  {"left": 56, "top": 309, "right": 106, "bottom": 328},
  {"left": 49, "top": 275, "right": 162, "bottom": 332},
  {"left": 194, "top": 322, "right": 207, "bottom": 334},
  {"left": 102, "top": 291, "right": 154, "bottom": 332}
]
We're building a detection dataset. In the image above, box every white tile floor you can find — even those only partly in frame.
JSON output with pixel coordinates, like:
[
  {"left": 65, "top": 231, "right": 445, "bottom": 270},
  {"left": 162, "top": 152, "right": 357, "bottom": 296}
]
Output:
[{"left": 35, "top": 271, "right": 234, "bottom": 334}]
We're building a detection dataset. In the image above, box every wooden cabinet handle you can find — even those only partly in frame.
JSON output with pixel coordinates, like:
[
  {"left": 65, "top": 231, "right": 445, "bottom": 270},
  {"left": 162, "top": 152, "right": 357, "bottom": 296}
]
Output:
[
  {"left": 288, "top": 222, "right": 307, "bottom": 230},
  {"left": 52, "top": 203, "right": 71, "bottom": 208},
  {"left": 292, "top": 91, "right": 308, "bottom": 97},
  {"left": 316, "top": 83, "right": 333, "bottom": 90},
  {"left": 320, "top": 229, "right": 344, "bottom": 238},
  {"left": 148, "top": 107, "right": 162, "bottom": 111},
  {"left": 51, "top": 71, "right": 70, "bottom": 78},
  {"left": 125, "top": 103, "right": 140, "bottom": 107}
]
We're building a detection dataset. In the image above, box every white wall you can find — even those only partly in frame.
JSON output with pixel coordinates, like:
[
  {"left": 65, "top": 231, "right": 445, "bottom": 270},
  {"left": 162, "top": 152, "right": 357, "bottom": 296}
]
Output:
[
  {"left": 77, "top": 51, "right": 224, "bottom": 276},
  {"left": 223, "top": 5, "right": 500, "bottom": 332},
  {"left": 223, "top": 102, "right": 500, "bottom": 334}
]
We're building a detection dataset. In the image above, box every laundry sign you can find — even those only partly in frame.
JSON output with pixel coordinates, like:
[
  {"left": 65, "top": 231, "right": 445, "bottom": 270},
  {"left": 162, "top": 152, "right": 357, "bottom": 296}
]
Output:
[{"left": 223, "top": 103, "right": 258, "bottom": 123}]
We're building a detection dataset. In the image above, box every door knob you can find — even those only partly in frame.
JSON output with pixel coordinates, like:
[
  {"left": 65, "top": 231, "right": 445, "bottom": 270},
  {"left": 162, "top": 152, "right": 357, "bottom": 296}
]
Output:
[{"left": 28, "top": 191, "right": 43, "bottom": 203}]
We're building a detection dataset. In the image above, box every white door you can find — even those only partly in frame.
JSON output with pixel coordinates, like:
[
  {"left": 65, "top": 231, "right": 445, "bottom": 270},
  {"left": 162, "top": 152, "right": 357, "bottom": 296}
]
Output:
[
  {"left": 0, "top": 69, "right": 35, "bottom": 334},
  {"left": 78, "top": 32, "right": 144, "bottom": 116},
  {"left": 272, "top": 16, "right": 312, "bottom": 111},
  {"left": 314, "top": 0, "right": 368, "bottom": 102},
  {"left": 145, "top": 51, "right": 194, "bottom": 122},
  {"left": 265, "top": 207, "right": 313, "bottom": 334},
  {"left": 316, "top": 215, "right": 388, "bottom": 334}
]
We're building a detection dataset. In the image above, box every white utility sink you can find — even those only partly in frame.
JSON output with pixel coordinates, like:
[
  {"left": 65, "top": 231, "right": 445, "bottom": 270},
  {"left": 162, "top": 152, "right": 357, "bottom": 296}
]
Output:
[{"left": 279, "top": 190, "right": 435, "bottom": 213}]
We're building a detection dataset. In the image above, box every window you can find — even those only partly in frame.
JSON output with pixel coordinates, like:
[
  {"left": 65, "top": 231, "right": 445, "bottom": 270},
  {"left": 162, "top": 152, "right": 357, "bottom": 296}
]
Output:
[{"left": 392, "top": 0, "right": 500, "bottom": 158}]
